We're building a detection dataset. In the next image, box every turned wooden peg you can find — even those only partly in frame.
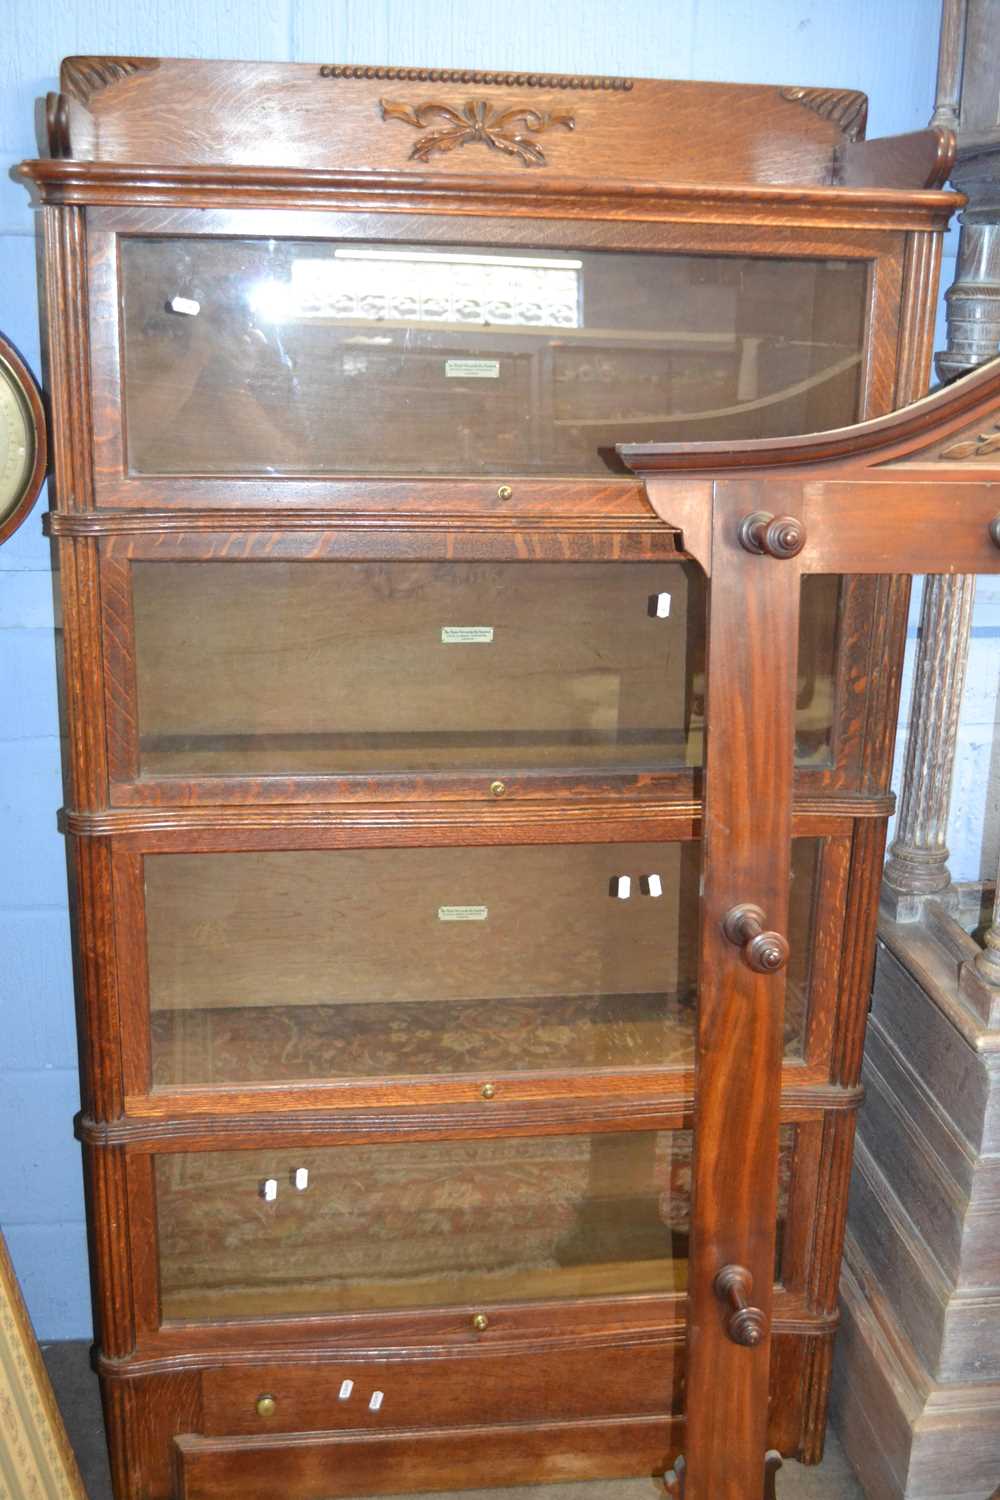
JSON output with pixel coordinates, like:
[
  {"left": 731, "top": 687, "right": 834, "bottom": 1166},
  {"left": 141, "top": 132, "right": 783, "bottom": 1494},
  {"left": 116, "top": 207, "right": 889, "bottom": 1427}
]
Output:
[
  {"left": 722, "top": 903, "right": 790, "bottom": 973},
  {"left": 713, "top": 1264, "right": 768, "bottom": 1347},
  {"left": 737, "top": 509, "right": 807, "bottom": 558}
]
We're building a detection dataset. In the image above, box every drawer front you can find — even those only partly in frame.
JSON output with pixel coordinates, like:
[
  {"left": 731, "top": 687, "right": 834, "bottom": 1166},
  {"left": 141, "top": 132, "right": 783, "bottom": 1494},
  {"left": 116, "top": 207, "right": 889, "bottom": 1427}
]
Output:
[
  {"left": 105, "top": 1330, "right": 817, "bottom": 1498},
  {"left": 201, "top": 1340, "right": 682, "bottom": 1435},
  {"left": 175, "top": 1415, "right": 678, "bottom": 1500}
]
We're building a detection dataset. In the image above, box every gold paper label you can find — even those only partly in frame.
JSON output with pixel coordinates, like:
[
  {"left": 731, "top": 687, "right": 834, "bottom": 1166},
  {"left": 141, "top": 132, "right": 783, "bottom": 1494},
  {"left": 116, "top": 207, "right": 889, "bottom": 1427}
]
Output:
[{"left": 438, "top": 905, "right": 489, "bottom": 922}]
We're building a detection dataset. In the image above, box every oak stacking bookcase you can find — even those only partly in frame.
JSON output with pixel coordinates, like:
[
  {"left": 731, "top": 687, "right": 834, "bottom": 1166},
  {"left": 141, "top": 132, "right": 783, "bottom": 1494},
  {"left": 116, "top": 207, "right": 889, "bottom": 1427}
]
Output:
[{"left": 15, "top": 53, "right": 970, "bottom": 1500}]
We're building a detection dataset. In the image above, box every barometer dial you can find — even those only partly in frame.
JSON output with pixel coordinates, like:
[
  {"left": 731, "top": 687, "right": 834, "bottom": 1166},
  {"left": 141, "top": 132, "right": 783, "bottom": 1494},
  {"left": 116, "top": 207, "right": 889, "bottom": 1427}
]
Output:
[{"left": 0, "top": 336, "right": 46, "bottom": 546}]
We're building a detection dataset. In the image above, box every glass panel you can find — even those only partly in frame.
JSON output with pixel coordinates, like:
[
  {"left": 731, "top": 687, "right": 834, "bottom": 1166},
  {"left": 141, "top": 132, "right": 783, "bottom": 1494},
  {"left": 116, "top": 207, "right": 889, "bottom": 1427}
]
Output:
[
  {"left": 131, "top": 561, "right": 840, "bottom": 778},
  {"left": 147, "top": 841, "right": 819, "bottom": 1089},
  {"left": 120, "top": 237, "right": 867, "bottom": 477},
  {"left": 155, "top": 1127, "right": 796, "bottom": 1322}
]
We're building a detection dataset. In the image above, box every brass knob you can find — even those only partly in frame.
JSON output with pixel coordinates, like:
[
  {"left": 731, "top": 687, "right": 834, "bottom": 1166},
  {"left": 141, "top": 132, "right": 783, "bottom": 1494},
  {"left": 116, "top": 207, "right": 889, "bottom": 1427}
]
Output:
[
  {"left": 255, "top": 1394, "right": 277, "bottom": 1418},
  {"left": 490, "top": 780, "right": 506, "bottom": 797},
  {"left": 714, "top": 1265, "right": 768, "bottom": 1347},
  {"left": 480, "top": 1082, "right": 496, "bottom": 1100},
  {"left": 497, "top": 484, "right": 513, "bottom": 501},
  {"left": 472, "top": 1312, "right": 489, "bottom": 1332},
  {"left": 722, "top": 903, "right": 790, "bottom": 974},
  {"left": 738, "top": 510, "right": 806, "bottom": 559}
]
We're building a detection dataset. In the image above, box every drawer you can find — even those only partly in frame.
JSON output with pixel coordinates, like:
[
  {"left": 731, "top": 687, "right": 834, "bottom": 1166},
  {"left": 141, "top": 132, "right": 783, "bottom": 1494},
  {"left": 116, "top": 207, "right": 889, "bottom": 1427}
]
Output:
[
  {"left": 105, "top": 1329, "right": 817, "bottom": 1498},
  {"left": 174, "top": 1414, "right": 678, "bottom": 1500},
  {"left": 201, "top": 1340, "right": 683, "bottom": 1435}
]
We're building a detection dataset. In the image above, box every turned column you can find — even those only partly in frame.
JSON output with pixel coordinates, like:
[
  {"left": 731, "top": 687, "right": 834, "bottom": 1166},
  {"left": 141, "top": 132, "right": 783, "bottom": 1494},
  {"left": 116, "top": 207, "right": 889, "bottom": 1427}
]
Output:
[
  {"left": 883, "top": 0, "right": 998, "bottom": 922},
  {"left": 881, "top": 576, "right": 976, "bottom": 920}
]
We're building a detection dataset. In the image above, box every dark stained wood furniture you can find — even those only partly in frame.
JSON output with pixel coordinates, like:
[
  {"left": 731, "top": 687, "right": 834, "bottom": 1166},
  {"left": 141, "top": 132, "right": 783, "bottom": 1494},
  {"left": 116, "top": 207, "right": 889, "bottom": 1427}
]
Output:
[
  {"left": 16, "top": 54, "right": 963, "bottom": 1500},
  {"left": 624, "top": 350, "right": 1000, "bottom": 1497}
]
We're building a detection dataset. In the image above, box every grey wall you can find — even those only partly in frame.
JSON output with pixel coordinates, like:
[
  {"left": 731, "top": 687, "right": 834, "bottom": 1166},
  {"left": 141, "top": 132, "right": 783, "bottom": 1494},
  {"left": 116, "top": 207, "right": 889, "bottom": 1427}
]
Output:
[{"left": 0, "top": 0, "right": 967, "bottom": 1339}]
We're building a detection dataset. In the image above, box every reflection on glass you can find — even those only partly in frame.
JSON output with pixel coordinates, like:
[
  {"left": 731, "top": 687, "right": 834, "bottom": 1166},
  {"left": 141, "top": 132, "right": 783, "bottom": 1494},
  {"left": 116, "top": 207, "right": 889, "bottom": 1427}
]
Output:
[
  {"left": 131, "top": 561, "right": 841, "bottom": 779},
  {"left": 120, "top": 238, "right": 867, "bottom": 476},
  {"left": 155, "top": 1128, "right": 796, "bottom": 1322},
  {"left": 146, "top": 841, "right": 819, "bottom": 1089}
]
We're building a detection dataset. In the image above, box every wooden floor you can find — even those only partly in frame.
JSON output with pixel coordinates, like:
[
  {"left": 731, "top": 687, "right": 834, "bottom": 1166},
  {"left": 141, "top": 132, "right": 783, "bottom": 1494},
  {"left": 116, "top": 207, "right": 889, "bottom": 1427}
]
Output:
[{"left": 42, "top": 1340, "right": 866, "bottom": 1499}]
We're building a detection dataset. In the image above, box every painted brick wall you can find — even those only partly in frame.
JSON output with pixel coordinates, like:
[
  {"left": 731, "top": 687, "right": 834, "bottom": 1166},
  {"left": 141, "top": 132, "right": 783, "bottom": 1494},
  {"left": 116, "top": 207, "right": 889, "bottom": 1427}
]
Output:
[{"left": 0, "top": 0, "right": 965, "bottom": 1339}]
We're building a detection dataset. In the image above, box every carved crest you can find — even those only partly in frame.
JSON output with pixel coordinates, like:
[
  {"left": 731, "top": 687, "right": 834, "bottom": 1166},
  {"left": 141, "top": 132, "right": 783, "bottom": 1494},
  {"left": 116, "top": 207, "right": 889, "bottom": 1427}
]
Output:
[
  {"left": 380, "top": 98, "right": 575, "bottom": 166},
  {"left": 780, "top": 85, "right": 868, "bottom": 142}
]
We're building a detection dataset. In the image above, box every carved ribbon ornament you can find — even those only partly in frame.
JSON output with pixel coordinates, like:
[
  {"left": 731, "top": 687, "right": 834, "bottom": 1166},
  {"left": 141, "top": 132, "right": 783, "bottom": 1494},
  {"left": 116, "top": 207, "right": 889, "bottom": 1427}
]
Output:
[{"left": 380, "top": 98, "right": 574, "bottom": 165}]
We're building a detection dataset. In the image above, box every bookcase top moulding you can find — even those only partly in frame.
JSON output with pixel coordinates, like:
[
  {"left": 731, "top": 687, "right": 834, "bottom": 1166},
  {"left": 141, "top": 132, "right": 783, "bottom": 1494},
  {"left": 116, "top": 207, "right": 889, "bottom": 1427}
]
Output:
[{"left": 20, "top": 54, "right": 959, "bottom": 215}]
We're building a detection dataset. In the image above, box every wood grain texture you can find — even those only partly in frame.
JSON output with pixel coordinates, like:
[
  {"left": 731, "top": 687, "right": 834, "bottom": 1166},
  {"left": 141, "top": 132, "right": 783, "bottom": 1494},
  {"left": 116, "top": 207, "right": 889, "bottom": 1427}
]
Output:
[
  {"left": 77, "top": 1085, "right": 863, "bottom": 1149},
  {"left": 20, "top": 159, "right": 961, "bottom": 231},
  {"left": 681, "top": 480, "right": 802, "bottom": 1500},
  {"left": 37, "top": 60, "right": 868, "bottom": 184},
  {"left": 173, "top": 1415, "right": 678, "bottom": 1500},
  {"left": 838, "top": 126, "right": 957, "bottom": 189}
]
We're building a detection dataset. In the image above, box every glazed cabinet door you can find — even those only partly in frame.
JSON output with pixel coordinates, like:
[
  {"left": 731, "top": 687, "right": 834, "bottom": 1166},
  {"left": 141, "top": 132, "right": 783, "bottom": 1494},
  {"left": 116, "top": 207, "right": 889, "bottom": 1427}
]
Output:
[
  {"left": 96, "top": 218, "right": 877, "bottom": 489},
  {"left": 115, "top": 1116, "right": 828, "bottom": 1342},
  {"left": 110, "top": 831, "right": 850, "bottom": 1104},
  {"left": 93, "top": 537, "right": 885, "bottom": 803}
]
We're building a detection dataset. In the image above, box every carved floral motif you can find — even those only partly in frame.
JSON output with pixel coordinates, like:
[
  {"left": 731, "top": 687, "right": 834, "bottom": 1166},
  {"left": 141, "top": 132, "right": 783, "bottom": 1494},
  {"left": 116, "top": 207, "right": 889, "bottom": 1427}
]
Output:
[{"left": 380, "top": 98, "right": 575, "bottom": 166}]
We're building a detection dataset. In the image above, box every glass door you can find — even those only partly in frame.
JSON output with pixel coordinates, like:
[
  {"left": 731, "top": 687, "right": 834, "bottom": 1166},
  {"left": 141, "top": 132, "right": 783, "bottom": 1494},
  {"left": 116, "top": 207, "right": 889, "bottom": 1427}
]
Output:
[
  {"left": 117, "top": 237, "right": 869, "bottom": 479},
  {"left": 104, "top": 550, "right": 851, "bottom": 799},
  {"left": 140, "top": 840, "right": 825, "bottom": 1093},
  {"left": 154, "top": 1128, "right": 798, "bottom": 1325}
]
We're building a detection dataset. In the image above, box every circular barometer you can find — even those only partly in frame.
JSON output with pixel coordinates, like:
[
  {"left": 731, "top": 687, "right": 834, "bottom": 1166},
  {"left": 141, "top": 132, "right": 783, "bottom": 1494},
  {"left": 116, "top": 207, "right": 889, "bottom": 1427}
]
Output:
[{"left": 0, "top": 334, "right": 47, "bottom": 546}]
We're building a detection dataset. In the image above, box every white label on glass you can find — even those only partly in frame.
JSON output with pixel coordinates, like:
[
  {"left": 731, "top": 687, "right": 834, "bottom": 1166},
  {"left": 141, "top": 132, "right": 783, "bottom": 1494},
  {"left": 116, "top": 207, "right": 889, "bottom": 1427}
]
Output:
[
  {"left": 445, "top": 358, "right": 500, "bottom": 378},
  {"left": 439, "top": 905, "right": 488, "bottom": 922},
  {"left": 441, "top": 626, "right": 494, "bottom": 644}
]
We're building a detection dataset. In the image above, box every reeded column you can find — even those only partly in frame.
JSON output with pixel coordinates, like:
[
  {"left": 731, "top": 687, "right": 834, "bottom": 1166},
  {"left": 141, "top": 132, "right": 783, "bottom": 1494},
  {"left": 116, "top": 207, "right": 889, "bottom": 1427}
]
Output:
[
  {"left": 881, "top": 575, "right": 976, "bottom": 921},
  {"left": 883, "top": 89, "right": 999, "bottom": 922}
]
